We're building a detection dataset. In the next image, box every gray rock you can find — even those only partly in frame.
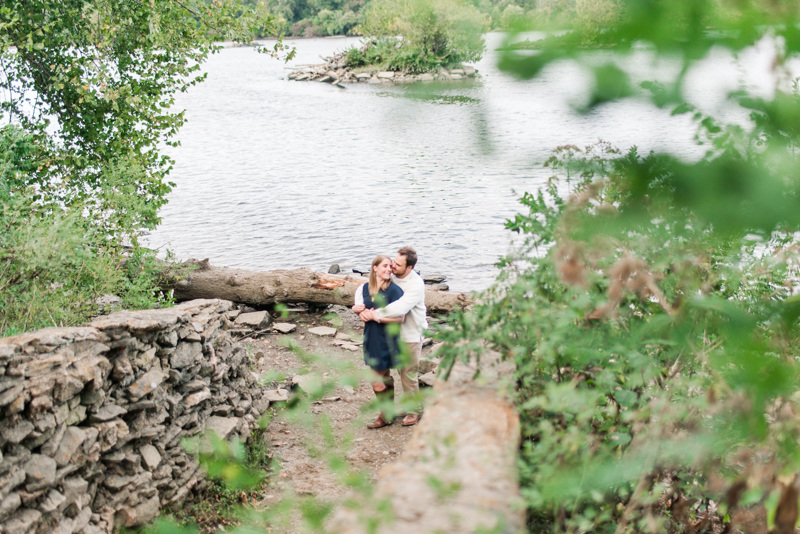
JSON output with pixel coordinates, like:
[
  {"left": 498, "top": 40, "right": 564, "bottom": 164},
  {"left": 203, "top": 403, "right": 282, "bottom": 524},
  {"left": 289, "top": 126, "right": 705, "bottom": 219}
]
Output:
[
  {"left": 90, "top": 405, "right": 127, "bottom": 422},
  {"left": 449, "top": 68, "right": 465, "bottom": 75},
  {"left": 272, "top": 323, "right": 297, "bottom": 334},
  {"left": 422, "top": 274, "right": 447, "bottom": 283},
  {"left": 66, "top": 405, "right": 86, "bottom": 426},
  {"left": 308, "top": 326, "right": 336, "bottom": 337},
  {"left": 334, "top": 332, "right": 360, "bottom": 343},
  {"left": 430, "top": 283, "right": 449, "bottom": 291},
  {"left": 205, "top": 416, "right": 239, "bottom": 440},
  {"left": 53, "top": 427, "right": 86, "bottom": 467},
  {"left": 39, "top": 488, "right": 66, "bottom": 513},
  {"left": 171, "top": 342, "right": 202, "bottom": 369},
  {"left": 418, "top": 359, "right": 438, "bottom": 374},
  {"left": 451, "top": 73, "right": 464, "bottom": 80},
  {"left": 292, "top": 374, "right": 322, "bottom": 394},
  {"left": 3, "top": 508, "right": 41, "bottom": 534},
  {"left": 328, "top": 264, "right": 340, "bottom": 274},
  {"left": 183, "top": 388, "right": 211, "bottom": 407},
  {"left": 235, "top": 311, "right": 271, "bottom": 330},
  {"left": 127, "top": 369, "right": 164, "bottom": 401},
  {"left": 264, "top": 389, "right": 288, "bottom": 402},
  {"left": 61, "top": 476, "right": 88, "bottom": 504},
  {"left": 159, "top": 330, "right": 179, "bottom": 347},
  {"left": 140, "top": 444, "right": 161, "bottom": 471},
  {"left": 0, "top": 468, "right": 25, "bottom": 500},
  {"left": 119, "top": 495, "right": 160, "bottom": 527},
  {"left": 180, "top": 379, "right": 207, "bottom": 393},
  {"left": 463, "top": 65, "right": 476, "bottom": 77},
  {"left": 419, "top": 372, "right": 436, "bottom": 387},
  {"left": 112, "top": 357, "right": 133, "bottom": 382},
  {"left": 0, "top": 419, "right": 34, "bottom": 444},
  {"left": 377, "top": 71, "right": 395, "bottom": 79},
  {"left": 23, "top": 454, "right": 56, "bottom": 486},
  {"left": 72, "top": 506, "right": 92, "bottom": 532},
  {"left": 0, "top": 492, "right": 21, "bottom": 521},
  {"left": 0, "top": 384, "right": 23, "bottom": 407},
  {"left": 334, "top": 341, "right": 360, "bottom": 352},
  {"left": 418, "top": 73, "right": 435, "bottom": 82},
  {"left": 318, "top": 75, "right": 334, "bottom": 83},
  {"left": 355, "top": 73, "right": 371, "bottom": 80},
  {"left": 103, "top": 473, "right": 135, "bottom": 490}
]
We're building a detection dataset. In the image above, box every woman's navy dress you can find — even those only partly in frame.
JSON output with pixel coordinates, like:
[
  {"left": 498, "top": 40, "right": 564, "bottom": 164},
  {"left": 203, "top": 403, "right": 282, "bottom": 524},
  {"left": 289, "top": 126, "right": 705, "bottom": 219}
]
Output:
[{"left": 362, "top": 282, "right": 404, "bottom": 371}]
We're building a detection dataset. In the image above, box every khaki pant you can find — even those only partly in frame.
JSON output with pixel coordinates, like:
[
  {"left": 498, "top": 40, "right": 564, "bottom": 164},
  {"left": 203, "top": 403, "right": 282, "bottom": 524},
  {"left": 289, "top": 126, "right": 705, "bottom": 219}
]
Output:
[{"left": 398, "top": 341, "right": 421, "bottom": 414}]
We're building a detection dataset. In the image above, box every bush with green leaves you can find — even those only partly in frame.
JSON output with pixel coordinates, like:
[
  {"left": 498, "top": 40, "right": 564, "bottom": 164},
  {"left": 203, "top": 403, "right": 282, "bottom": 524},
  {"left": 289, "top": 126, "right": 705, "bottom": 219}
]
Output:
[
  {"left": 354, "top": 0, "right": 488, "bottom": 72},
  {"left": 0, "top": 0, "right": 279, "bottom": 336},
  {"left": 423, "top": 1, "right": 800, "bottom": 532},
  {"left": 1, "top": 0, "right": 289, "bottom": 242}
]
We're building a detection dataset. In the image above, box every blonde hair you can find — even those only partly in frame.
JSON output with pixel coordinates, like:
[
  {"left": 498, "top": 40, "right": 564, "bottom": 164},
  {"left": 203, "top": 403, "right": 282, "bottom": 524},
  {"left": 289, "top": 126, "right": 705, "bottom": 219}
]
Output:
[{"left": 368, "top": 255, "right": 392, "bottom": 297}]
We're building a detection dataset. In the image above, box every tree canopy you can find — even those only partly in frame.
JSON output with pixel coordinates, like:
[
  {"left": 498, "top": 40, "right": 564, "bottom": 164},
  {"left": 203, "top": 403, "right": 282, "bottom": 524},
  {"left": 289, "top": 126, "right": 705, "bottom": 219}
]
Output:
[{"left": 0, "top": 0, "right": 290, "bottom": 335}]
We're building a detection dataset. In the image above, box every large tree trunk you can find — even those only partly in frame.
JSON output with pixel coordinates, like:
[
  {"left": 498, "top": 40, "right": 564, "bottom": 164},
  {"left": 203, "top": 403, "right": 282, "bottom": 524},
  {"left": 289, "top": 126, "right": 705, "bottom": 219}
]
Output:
[{"left": 168, "top": 260, "right": 473, "bottom": 314}]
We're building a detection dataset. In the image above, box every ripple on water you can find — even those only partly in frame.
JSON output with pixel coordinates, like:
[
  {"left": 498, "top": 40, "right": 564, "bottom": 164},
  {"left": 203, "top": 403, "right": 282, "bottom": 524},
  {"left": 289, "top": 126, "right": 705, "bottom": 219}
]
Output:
[{"left": 146, "top": 33, "right": 780, "bottom": 292}]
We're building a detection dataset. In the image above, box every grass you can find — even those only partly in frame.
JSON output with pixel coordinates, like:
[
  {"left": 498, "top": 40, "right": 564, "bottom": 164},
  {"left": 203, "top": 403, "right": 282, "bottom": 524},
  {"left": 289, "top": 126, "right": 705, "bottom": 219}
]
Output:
[{"left": 165, "top": 427, "right": 275, "bottom": 533}]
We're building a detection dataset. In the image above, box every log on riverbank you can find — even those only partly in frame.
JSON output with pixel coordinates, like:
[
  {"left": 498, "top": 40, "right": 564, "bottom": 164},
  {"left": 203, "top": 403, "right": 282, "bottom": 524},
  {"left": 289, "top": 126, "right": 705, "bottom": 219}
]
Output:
[{"left": 169, "top": 260, "right": 473, "bottom": 314}]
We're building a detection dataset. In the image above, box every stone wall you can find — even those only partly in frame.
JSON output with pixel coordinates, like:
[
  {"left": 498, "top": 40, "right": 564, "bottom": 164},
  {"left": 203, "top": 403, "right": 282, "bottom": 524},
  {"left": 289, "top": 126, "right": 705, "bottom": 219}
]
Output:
[{"left": 0, "top": 299, "right": 268, "bottom": 534}]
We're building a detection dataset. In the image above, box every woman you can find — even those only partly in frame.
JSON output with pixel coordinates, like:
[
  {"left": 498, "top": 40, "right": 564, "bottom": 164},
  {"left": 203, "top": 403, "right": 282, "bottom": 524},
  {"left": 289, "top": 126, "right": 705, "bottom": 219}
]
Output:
[{"left": 353, "top": 255, "right": 405, "bottom": 429}]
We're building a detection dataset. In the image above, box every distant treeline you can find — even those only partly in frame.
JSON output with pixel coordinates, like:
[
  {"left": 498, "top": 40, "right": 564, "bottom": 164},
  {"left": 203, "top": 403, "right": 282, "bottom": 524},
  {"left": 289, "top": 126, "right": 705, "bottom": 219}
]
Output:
[{"left": 234, "top": 0, "right": 611, "bottom": 37}]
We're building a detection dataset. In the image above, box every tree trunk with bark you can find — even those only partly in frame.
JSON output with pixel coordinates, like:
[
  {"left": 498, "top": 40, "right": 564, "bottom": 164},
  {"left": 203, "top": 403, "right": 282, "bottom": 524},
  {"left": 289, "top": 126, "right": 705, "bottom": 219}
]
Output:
[{"left": 168, "top": 259, "right": 472, "bottom": 315}]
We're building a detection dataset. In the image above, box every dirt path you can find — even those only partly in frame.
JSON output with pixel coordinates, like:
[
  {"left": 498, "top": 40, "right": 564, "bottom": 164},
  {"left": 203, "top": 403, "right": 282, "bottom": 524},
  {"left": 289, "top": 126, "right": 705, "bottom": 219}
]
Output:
[{"left": 237, "top": 304, "right": 437, "bottom": 514}]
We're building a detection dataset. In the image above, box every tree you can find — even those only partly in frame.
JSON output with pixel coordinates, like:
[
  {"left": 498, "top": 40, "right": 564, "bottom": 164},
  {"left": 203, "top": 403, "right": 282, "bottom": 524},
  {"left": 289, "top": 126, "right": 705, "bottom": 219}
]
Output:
[
  {"left": 0, "top": 1, "right": 292, "bottom": 335},
  {"left": 0, "top": 0, "right": 290, "bottom": 239}
]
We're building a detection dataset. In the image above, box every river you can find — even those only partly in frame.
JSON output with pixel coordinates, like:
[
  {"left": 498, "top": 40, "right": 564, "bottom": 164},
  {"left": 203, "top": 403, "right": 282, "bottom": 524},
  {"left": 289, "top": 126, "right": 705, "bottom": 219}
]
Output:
[{"left": 143, "top": 32, "right": 783, "bottom": 293}]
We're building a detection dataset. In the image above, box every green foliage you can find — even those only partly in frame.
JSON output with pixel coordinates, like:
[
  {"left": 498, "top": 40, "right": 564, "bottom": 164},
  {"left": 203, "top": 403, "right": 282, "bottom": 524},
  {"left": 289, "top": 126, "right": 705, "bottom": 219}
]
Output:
[
  {"left": 165, "top": 429, "right": 273, "bottom": 532},
  {"left": 0, "top": 190, "right": 117, "bottom": 336},
  {"left": 0, "top": 2, "right": 289, "bottom": 335},
  {"left": 1, "top": 0, "right": 289, "bottom": 240},
  {"left": 427, "top": 1, "right": 800, "bottom": 531},
  {"left": 354, "top": 0, "right": 488, "bottom": 72}
]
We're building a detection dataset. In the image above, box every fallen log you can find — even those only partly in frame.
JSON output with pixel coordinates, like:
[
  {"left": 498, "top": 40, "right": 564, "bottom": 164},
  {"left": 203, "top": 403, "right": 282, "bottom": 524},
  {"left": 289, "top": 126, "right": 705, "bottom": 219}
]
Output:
[{"left": 167, "top": 259, "right": 473, "bottom": 315}]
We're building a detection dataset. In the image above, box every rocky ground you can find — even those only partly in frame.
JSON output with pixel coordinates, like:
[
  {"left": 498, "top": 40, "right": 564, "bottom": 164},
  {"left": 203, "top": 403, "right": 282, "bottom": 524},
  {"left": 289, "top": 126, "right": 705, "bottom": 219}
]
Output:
[{"left": 175, "top": 303, "right": 442, "bottom": 532}]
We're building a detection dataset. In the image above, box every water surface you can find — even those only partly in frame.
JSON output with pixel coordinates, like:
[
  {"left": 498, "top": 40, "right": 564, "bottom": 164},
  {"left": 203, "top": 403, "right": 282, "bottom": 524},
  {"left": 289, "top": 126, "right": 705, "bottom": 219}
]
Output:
[{"left": 144, "top": 33, "right": 780, "bottom": 292}]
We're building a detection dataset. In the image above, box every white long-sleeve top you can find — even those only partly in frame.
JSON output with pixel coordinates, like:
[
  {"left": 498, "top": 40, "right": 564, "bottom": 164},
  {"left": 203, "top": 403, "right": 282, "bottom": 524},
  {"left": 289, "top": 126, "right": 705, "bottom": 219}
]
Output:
[{"left": 354, "top": 270, "right": 428, "bottom": 343}]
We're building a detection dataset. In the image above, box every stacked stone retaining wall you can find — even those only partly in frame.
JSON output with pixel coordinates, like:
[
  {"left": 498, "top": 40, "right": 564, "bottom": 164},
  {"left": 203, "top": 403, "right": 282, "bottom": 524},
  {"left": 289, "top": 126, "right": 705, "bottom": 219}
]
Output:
[{"left": 0, "top": 299, "right": 268, "bottom": 534}]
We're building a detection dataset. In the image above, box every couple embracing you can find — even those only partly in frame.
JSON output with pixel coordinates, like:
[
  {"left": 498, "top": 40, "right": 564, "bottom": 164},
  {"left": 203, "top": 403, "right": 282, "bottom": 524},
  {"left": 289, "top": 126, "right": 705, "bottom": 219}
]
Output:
[{"left": 352, "top": 246, "right": 427, "bottom": 429}]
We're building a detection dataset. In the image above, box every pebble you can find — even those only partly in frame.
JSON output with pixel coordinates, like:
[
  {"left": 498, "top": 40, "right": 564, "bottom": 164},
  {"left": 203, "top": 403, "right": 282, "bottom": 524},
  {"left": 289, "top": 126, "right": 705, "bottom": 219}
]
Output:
[{"left": 308, "top": 326, "right": 337, "bottom": 337}]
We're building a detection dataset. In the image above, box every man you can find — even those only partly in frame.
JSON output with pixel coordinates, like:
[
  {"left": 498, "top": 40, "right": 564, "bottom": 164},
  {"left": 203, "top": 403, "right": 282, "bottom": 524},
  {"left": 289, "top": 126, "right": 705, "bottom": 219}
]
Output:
[{"left": 353, "top": 246, "right": 428, "bottom": 426}]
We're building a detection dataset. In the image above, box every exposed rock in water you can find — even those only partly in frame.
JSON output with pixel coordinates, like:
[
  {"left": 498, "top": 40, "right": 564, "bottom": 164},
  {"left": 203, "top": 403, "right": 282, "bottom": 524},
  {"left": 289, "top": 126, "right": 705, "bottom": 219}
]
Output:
[{"left": 286, "top": 50, "right": 478, "bottom": 86}]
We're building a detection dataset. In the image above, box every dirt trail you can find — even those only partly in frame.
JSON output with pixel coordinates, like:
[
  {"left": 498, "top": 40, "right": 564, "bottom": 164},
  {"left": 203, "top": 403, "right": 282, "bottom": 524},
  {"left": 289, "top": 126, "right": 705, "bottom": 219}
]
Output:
[{"left": 238, "top": 304, "right": 437, "bottom": 509}]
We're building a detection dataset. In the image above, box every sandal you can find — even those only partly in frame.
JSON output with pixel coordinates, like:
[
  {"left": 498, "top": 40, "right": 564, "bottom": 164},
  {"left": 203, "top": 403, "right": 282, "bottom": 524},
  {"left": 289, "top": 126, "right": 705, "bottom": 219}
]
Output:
[
  {"left": 367, "top": 414, "right": 391, "bottom": 429},
  {"left": 401, "top": 414, "right": 420, "bottom": 426}
]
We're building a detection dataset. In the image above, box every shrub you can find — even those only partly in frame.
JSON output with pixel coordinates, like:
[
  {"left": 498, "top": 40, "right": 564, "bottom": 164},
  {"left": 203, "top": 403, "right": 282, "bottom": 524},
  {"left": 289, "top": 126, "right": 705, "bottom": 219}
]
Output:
[
  {"left": 359, "top": 0, "right": 488, "bottom": 72},
  {"left": 0, "top": 127, "right": 177, "bottom": 337},
  {"left": 499, "top": 4, "right": 525, "bottom": 29}
]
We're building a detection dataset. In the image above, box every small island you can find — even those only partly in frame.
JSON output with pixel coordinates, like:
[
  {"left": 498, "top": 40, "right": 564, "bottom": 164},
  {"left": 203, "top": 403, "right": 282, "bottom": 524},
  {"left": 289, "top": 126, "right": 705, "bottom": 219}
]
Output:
[
  {"left": 287, "top": 51, "right": 477, "bottom": 85},
  {"left": 289, "top": 0, "right": 486, "bottom": 85}
]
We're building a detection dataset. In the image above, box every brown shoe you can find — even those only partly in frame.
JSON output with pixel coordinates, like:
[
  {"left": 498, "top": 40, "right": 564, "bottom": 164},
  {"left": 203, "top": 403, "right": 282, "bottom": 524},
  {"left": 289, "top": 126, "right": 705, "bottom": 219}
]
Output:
[
  {"left": 401, "top": 414, "right": 420, "bottom": 426},
  {"left": 367, "top": 414, "right": 391, "bottom": 429}
]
